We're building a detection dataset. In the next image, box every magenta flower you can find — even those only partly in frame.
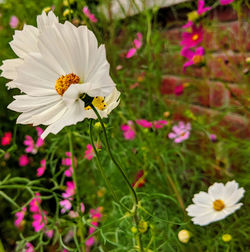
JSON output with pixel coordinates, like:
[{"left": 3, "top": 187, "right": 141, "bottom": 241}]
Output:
[
  {"left": 84, "top": 144, "right": 100, "bottom": 160},
  {"left": 220, "top": 0, "right": 234, "bottom": 5},
  {"left": 182, "top": 21, "right": 193, "bottom": 29},
  {"left": 136, "top": 119, "right": 153, "bottom": 128},
  {"left": 83, "top": 6, "right": 98, "bottom": 23},
  {"left": 29, "top": 193, "right": 41, "bottom": 213},
  {"left": 121, "top": 121, "right": 136, "bottom": 140},
  {"left": 180, "top": 25, "right": 203, "bottom": 48},
  {"left": 168, "top": 121, "right": 191, "bottom": 143},
  {"left": 9, "top": 16, "right": 19, "bottom": 29},
  {"left": 174, "top": 84, "right": 184, "bottom": 96},
  {"left": 126, "top": 32, "right": 143, "bottom": 58},
  {"left": 19, "top": 154, "right": 29, "bottom": 166},
  {"left": 86, "top": 207, "right": 103, "bottom": 249},
  {"left": 37, "top": 159, "right": 46, "bottom": 177},
  {"left": 62, "top": 181, "right": 75, "bottom": 200},
  {"left": 62, "top": 152, "right": 77, "bottom": 177},
  {"left": 181, "top": 46, "right": 205, "bottom": 71},
  {"left": 24, "top": 127, "right": 44, "bottom": 154},
  {"left": 60, "top": 199, "right": 72, "bottom": 214},
  {"left": 153, "top": 120, "right": 168, "bottom": 129},
  {"left": 14, "top": 207, "right": 26, "bottom": 229},
  {"left": 45, "top": 229, "right": 54, "bottom": 238},
  {"left": 25, "top": 243, "right": 34, "bottom": 252},
  {"left": 32, "top": 211, "right": 47, "bottom": 232},
  {"left": 197, "top": 0, "right": 211, "bottom": 15},
  {"left": 210, "top": 134, "right": 217, "bottom": 142},
  {"left": 1, "top": 132, "right": 12, "bottom": 146}
]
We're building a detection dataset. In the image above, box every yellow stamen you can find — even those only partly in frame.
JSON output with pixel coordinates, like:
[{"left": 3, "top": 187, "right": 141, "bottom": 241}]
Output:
[
  {"left": 84, "top": 96, "right": 107, "bottom": 111},
  {"left": 55, "top": 73, "right": 80, "bottom": 96},
  {"left": 213, "top": 199, "right": 225, "bottom": 211},
  {"left": 192, "top": 55, "right": 203, "bottom": 64},
  {"left": 192, "top": 34, "right": 199, "bottom": 41}
]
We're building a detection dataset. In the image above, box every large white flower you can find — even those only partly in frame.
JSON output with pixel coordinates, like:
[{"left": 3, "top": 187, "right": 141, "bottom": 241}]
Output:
[
  {"left": 186, "top": 180, "right": 245, "bottom": 226},
  {"left": 1, "top": 11, "right": 120, "bottom": 139}
]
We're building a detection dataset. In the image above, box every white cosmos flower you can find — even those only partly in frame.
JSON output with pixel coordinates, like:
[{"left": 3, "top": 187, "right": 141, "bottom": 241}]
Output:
[
  {"left": 1, "top": 11, "right": 120, "bottom": 139},
  {"left": 186, "top": 180, "right": 245, "bottom": 226}
]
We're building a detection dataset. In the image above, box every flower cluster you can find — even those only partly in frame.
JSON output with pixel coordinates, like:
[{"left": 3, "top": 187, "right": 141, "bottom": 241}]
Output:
[
  {"left": 62, "top": 152, "right": 77, "bottom": 177},
  {"left": 60, "top": 181, "right": 76, "bottom": 213},
  {"left": 85, "top": 207, "right": 103, "bottom": 251},
  {"left": 126, "top": 32, "right": 143, "bottom": 58},
  {"left": 83, "top": 6, "right": 98, "bottom": 23},
  {"left": 24, "top": 127, "right": 44, "bottom": 154}
]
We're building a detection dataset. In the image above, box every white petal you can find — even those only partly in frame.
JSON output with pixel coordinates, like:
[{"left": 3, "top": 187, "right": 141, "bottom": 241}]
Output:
[
  {"left": 225, "top": 188, "right": 245, "bottom": 206},
  {"left": 37, "top": 11, "right": 58, "bottom": 31},
  {"left": 191, "top": 212, "right": 217, "bottom": 226},
  {"left": 10, "top": 25, "right": 39, "bottom": 58},
  {"left": 0, "top": 58, "right": 23, "bottom": 80},
  {"left": 41, "top": 100, "right": 86, "bottom": 139},
  {"left": 224, "top": 203, "right": 243, "bottom": 215},
  {"left": 8, "top": 95, "right": 60, "bottom": 113},
  {"left": 192, "top": 191, "right": 213, "bottom": 207},
  {"left": 223, "top": 180, "right": 239, "bottom": 201},
  {"left": 208, "top": 182, "right": 225, "bottom": 200},
  {"left": 186, "top": 204, "right": 213, "bottom": 217},
  {"left": 32, "top": 100, "right": 67, "bottom": 126}
]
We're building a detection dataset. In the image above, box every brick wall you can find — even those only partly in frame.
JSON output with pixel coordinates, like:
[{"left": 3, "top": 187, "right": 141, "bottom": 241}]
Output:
[{"left": 161, "top": 6, "right": 250, "bottom": 138}]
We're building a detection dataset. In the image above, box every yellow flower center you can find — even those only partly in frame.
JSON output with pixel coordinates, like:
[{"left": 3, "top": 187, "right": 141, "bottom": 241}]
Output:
[
  {"left": 84, "top": 96, "right": 107, "bottom": 111},
  {"left": 55, "top": 73, "right": 80, "bottom": 96},
  {"left": 192, "top": 34, "right": 199, "bottom": 41},
  {"left": 192, "top": 55, "right": 203, "bottom": 64},
  {"left": 213, "top": 199, "right": 225, "bottom": 211}
]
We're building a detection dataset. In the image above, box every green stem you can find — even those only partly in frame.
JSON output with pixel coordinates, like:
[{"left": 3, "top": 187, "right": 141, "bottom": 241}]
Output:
[
  {"left": 68, "top": 131, "right": 85, "bottom": 252},
  {"left": 90, "top": 104, "right": 143, "bottom": 252},
  {"left": 89, "top": 120, "right": 128, "bottom": 210}
]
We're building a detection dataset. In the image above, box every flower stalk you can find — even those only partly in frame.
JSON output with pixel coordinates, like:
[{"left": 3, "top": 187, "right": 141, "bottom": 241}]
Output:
[
  {"left": 90, "top": 104, "right": 143, "bottom": 252},
  {"left": 68, "top": 131, "right": 85, "bottom": 251}
]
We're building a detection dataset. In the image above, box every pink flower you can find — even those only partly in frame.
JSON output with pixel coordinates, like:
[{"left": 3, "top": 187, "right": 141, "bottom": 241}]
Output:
[
  {"left": 121, "top": 121, "right": 136, "bottom": 140},
  {"left": 37, "top": 159, "right": 46, "bottom": 177},
  {"left": 9, "top": 16, "right": 19, "bottom": 29},
  {"left": 153, "top": 120, "right": 168, "bottom": 129},
  {"left": 84, "top": 144, "right": 99, "bottom": 160},
  {"left": 60, "top": 199, "right": 72, "bottom": 214},
  {"left": 29, "top": 193, "right": 41, "bottom": 213},
  {"left": 45, "top": 229, "right": 54, "bottom": 238},
  {"left": 32, "top": 211, "right": 47, "bottom": 232},
  {"left": 174, "top": 84, "right": 184, "bottom": 96},
  {"left": 180, "top": 25, "right": 203, "bottom": 48},
  {"left": 62, "top": 181, "right": 75, "bottom": 199},
  {"left": 35, "top": 127, "right": 44, "bottom": 148},
  {"left": 182, "top": 21, "right": 193, "bottom": 29},
  {"left": 24, "top": 127, "right": 44, "bottom": 154},
  {"left": 83, "top": 6, "right": 98, "bottom": 23},
  {"left": 168, "top": 121, "right": 191, "bottom": 143},
  {"left": 25, "top": 243, "right": 34, "bottom": 252},
  {"left": 197, "top": 0, "right": 211, "bottom": 15},
  {"left": 136, "top": 119, "right": 153, "bottom": 128},
  {"left": 85, "top": 237, "right": 95, "bottom": 247},
  {"left": 220, "top": 0, "right": 234, "bottom": 5},
  {"left": 126, "top": 32, "right": 143, "bottom": 58},
  {"left": 62, "top": 152, "right": 77, "bottom": 177},
  {"left": 210, "top": 134, "right": 217, "bottom": 142},
  {"left": 134, "top": 32, "right": 143, "bottom": 49},
  {"left": 19, "top": 154, "right": 29, "bottom": 166},
  {"left": 14, "top": 207, "right": 26, "bottom": 229},
  {"left": 1, "top": 132, "right": 12, "bottom": 146},
  {"left": 181, "top": 47, "right": 205, "bottom": 71}
]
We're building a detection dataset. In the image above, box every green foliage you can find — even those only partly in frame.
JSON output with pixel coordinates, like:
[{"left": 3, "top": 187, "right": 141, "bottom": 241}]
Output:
[{"left": 0, "top": 0, "right": 249, "bottom": 251}]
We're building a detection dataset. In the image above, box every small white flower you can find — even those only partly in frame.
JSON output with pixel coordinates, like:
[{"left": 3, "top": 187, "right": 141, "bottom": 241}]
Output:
[
  {"left": 1, "top": 11, "right": 120, "bottom": 139},
  {"left": 186, "top": 180, "right": 245, "bottom": 226}
]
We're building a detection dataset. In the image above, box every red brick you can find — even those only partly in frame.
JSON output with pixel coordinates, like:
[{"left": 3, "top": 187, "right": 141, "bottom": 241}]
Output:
[{"left": 209, "top": 6, "right": 238, "bottom": 22}]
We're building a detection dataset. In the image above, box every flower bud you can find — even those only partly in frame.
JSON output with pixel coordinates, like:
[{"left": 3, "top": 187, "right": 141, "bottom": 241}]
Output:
[
  {"left": 138, "top": 220, "right": 148, "bottom": 233},
  {"left": 178, "top": 229, "right": 191, "bottom": 243},
  {"left": 222, "top": 234, "right": 232, "bottom": 242}
]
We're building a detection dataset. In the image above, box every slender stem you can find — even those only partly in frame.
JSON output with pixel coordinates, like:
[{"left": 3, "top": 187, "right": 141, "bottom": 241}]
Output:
[
  {"left": 90, "top": 104, "right": 143, "bottom": 252},
  {"left": 89, "top": 120, "right": 121, "bottom": 205},
  {"left": 68, "top": 131, "right": 85, "bottom": 252}
]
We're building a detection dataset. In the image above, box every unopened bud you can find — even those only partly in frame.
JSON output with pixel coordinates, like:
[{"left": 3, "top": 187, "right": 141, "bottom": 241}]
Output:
[
  {"left": 178, "top": 230, "right": 191, "bottom": 243},
  {"left": 222, "top": 234, "right": 232, "bottom": 242}
]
